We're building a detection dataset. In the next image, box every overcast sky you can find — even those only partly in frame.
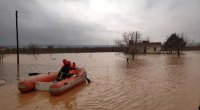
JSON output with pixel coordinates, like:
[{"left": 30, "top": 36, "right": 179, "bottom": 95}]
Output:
[{"left": 0, "top": 0, "right": 200, "bottom": 46}]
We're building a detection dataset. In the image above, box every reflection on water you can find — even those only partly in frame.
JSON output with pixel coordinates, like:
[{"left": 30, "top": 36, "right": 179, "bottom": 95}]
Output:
[
  {"left": 0, "top": 52, "right": 200, "bottom": 110},
  {"left": 48, "top": 83, "right": 87, "bottom": 109}
]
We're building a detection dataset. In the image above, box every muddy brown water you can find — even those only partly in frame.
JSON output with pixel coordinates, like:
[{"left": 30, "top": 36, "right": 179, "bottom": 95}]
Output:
[{"left": 0, "top": 52, "right": 200, "bottom": 110}]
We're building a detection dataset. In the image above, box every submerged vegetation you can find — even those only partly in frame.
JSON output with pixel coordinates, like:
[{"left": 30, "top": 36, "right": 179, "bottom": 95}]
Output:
[
  {"left": 115, "top": 31, "right": 141, "bottom": 60},
  {"left": 163, "top": 33, "right": 187, "bottom": 57}
]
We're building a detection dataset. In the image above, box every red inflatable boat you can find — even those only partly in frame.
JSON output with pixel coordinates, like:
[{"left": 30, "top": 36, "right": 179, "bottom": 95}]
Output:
[
  {"left": 18, "top": 68, "right": 87, "bottom": 95},
  {"left": 49, "top": 68, "right": 87, "bottom": 95}
]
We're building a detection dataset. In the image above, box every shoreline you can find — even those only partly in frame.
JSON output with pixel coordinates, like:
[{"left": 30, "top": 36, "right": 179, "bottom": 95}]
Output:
[{"left": 0, "top": 46, "right": 199, "bottom": 54}]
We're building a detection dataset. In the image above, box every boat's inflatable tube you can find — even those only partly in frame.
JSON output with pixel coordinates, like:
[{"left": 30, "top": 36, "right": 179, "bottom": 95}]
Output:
[
  {"left": 18, "top": 68, "right": 87, "bottom": 95},
  {"left": 18, "top": 72, "right": 57, "bottom": 93},
  {"left": 49, "top": 68, "right": 87, "bottom": 95}
]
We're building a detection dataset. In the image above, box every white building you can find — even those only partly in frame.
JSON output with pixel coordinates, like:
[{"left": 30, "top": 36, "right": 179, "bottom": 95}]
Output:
[{"left": 130, "top": 40, "right": 161, "bottom": 54}]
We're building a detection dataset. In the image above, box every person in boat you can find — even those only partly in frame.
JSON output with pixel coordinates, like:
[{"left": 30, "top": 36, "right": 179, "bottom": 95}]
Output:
[
  {"left": 69, "top": 62, "right": 78, "bottom": 77},
  {"left": 57, "top": 59, "right": 72, "bottom": 81},
  {"left": 70, "top": 62, "right": 76, "bottom": 70}
]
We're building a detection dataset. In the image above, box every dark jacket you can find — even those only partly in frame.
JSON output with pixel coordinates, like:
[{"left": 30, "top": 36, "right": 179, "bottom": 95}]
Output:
[
  {"left": 57, "top": 64, "right": 71, "bottom": 81},
  {"left": 60, "top": 64, "right": 70, "bottom": 74}
]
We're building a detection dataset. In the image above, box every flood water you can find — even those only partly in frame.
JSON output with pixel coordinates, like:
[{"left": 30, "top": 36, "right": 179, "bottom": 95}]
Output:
[{"left": 0, "top": 52, "right": 200, "bottom": 110}]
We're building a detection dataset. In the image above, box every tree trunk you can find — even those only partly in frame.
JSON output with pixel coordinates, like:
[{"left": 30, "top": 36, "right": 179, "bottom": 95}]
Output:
[
  {"left": 177, "top": 49, "right": 180, "bottom": 57},
  {"left": 33, "top": 48, "right": 36, "bottom": 54},
  {"left": 132, "top": 53, "right": 135, "bottom": 59},
  {"left": 126, "top": 58, "right": 129, "bottom": 67}
]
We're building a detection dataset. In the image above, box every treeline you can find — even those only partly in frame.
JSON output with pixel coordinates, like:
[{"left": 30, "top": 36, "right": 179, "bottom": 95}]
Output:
[
  {"left": 1, "top": 46, "right": 123, "bottom": 54},
  {"left": 184, "top": 45, "right": 200, "bottom": 51},
  {"left": 161, "top": 45, "right": 200, "bottom": 51},
  {"left": 1, "top": 45, "right": 199, "bottom": 54}
]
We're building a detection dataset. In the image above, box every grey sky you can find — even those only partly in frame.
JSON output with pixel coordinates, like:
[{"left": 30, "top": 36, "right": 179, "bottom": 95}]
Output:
[{"left": 0, "top": 0, "right": 200, "bottom": 46}]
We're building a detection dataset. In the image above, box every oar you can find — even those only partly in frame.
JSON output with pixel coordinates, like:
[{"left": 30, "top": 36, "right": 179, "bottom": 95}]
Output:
[
  {"left": 28, "top": 73, "right": 42, "bottom": 76},
  {"left": 85, "top": 77, "right": 91, "bottom": 83}
]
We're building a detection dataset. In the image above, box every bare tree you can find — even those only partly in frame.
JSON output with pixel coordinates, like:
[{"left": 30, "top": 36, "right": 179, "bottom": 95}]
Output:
[
  {"left": 116, "top": 31, "right": 141, "bottom": 64},
  {"left": 28, "top": 44, "right": 40, "bottom": 54}
]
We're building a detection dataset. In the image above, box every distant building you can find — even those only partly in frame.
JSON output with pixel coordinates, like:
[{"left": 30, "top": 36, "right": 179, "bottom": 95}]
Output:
[
  {"left": 0, "top": 47, "right": 6, "bottom": 52},
  {"left": 129, "top": 40, "right": 161, "bottom": 54}
]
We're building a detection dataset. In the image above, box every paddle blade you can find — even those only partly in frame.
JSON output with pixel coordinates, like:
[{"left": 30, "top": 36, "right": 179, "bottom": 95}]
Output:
[
  {"left": 28, "top": 73, "right": 42, "bottom": 76},
  {"left": 86, "top": 77, "right": 91, "bottom": 83}
]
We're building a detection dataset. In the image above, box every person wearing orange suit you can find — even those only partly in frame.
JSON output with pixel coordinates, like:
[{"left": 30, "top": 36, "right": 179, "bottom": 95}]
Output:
[
  {"left": 69, "top": 62, "right": 78, "bottom": 77},
  {"left": 70, "top": 62, "right": 76, "bottom": 70}
]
